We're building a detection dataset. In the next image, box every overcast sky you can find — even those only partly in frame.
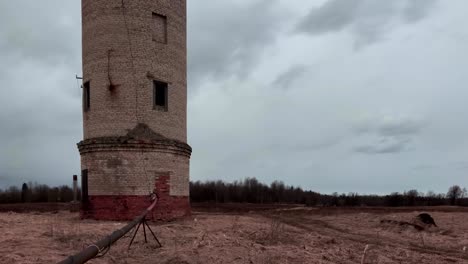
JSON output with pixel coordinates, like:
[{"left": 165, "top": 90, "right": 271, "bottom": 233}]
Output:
[{"left": 1, "top": 0, "right": 467, "bottom": 194}]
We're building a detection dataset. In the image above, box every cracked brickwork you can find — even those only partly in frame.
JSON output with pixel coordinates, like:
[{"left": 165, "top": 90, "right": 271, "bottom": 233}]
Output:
[
  {"left": 79, "top": 0, "right": 190, "bottom": 221},
  {"left": 81, "top": 0, "right": 187, "bottom": 142},
  {"left": 80, "top": 146, "right": 190, "bottom": 197}
]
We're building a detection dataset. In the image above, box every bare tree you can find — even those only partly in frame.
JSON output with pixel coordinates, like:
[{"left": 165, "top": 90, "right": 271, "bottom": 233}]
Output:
[
  {"left": 405, "top": 189, "right": 419, "bottom": 206},
  {"left": 447, "top": 185, "right": 463, "bottom": 205},
  {"left": 21, "top": 183, "right": 29, "bottom": 203}
]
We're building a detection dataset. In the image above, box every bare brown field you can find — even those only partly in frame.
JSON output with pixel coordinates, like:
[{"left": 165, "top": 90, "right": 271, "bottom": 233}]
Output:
[{"left": 1, "top": 205, "right": 468, "bottom": 263}]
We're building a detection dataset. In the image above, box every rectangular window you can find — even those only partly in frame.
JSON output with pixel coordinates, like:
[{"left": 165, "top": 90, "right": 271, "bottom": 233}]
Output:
[
  {"left": 81, "top": 169, "right": 88, "bottom": 203},
  {"left": 83, "top": 81, "right": 90, "bottom": 112},
  {"left": 152, "top": 13, "right": 167, "bottom": 44},
  {"left": 153, "top": 80, "right": 168, "bottom": 111}
]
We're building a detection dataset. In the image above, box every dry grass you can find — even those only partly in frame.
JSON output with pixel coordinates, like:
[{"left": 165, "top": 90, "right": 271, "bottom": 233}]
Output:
[{"left": 1, "top": 209, "right": 468, "bottom": 263}]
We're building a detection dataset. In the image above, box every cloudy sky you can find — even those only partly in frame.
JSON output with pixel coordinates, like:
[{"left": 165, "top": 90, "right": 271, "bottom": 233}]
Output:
[{"left": 1, "top": 0, "right": 467, "bottom": 194}]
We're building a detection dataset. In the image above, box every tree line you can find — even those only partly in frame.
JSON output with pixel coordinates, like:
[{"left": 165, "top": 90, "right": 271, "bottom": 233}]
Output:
[
  {"left": 0, "top": 182, "right": 79, "bottom": 204},
  {"left": 189, "top": 178, "right": 468, "bottom": 207},
  {"left": 0, "top": 178, "right": 467, "bottom": 207}
]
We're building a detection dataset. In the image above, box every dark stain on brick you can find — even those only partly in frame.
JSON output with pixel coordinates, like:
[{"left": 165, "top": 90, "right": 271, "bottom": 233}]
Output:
[
  {"left": 107, "top": 158, "right": 123, "bottom": 168},
  {"left": 127, "top": 123, "right": 167, "bottom": 141}
]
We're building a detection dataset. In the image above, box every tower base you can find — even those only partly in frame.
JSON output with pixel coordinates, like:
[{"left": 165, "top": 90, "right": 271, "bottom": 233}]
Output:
[
  {"left": 81, "top": 196, "right": 191, "bottom": 221},
  {"left": 78, "top": 124, "right": 192, "bottom": 221},
  {"left": 81, "top": 175, "right": 191, "bottom": 221}
]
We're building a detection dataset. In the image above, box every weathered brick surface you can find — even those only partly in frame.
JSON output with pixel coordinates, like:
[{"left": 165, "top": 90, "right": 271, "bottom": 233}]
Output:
[
  {"left": 79, "top": 0, "right": 190, "bottom": 221},
  {"left": 81, "top": 0, "right": 187, "bottom": 142},
  {"left": 81, "top": 176, "right": 191, "bottom": 221},
  {"left": 80, "top": 145, "right": 190, "bottom": 196}
]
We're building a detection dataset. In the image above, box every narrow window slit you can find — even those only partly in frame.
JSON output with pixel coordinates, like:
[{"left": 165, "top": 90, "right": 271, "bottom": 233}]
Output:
[
  {"left": 153, "top": 80, "right": 168, "bottom": 111},
  {"left": 83, "top": 81, "right": 91, "bottom": 112}
]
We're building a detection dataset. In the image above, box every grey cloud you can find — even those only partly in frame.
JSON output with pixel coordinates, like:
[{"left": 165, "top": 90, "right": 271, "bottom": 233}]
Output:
[
  {"left": 188, "top": 0, "right": 285, "bottom": 89},
  {"left": 296, "top": 0, "right": 359, "bottom": 35},
  {"left": 0, "top": 90, "right": 82, "bottom": 188},
  {"left": 0, "top": 176, "right": 17, "bottom": 190},
  {"left": 267, "top": 137, "right": 340, "bottom": 153},
  {"left": 378, "top": 119, "right": 424, "bottom": 136},
  {"left": 413, "top": 161, "right": 468, "bottom": 172},
  {"left": 352, "top": 116, "right": 425, "bottom": 154},
  {"left": 2, "top": 1, "right": 468, "bottom": 195},
  {"left": 0, "top": 1, "right": 82, "bottom": 189},
  {"left": 403, "top": 0, "right": 438, "bottom": 23},
  {"left": 354, "top": 116, "right": 425, "bottom": 135},
  {"left": 0, "top": 101, "right": 80, "bottom": 142},
  {"left": 272, "top": 65, "right": 308, "bottom": 90},
  {"left": 296, "top": 0, "right": 438, "bottom": 47},
  {"left": 0, "top": 1, "right": 81, "bottom": 66},
  {"left": 354, "top": 136, "right": 411, "bottom": 154},
  {"left": 411, "top": 164, "right": 437, "bottom": 171},
  {"left": 452, "top": 162, "right": 468, "bottom": 170},
  {"left": 292, "top": 138, "right": 340, "bottom": 152}
]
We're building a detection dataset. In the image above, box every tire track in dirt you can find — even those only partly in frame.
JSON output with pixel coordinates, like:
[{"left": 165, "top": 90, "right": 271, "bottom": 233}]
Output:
[{"left": 261, "top": 213, "right": 468, "bottom": 262}]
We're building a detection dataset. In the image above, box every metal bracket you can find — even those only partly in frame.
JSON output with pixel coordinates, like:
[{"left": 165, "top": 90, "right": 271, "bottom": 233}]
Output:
[{"left": 128, "top": 217, "right": 162, "bottom": 249}]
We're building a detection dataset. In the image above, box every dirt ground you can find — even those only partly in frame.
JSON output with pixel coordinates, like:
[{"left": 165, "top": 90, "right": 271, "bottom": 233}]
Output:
[{"left": 1, "top": 206, "right": 468, "bottom": 263}]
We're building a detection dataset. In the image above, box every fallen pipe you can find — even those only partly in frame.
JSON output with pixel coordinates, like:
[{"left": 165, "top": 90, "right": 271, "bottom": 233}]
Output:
[{"left": 58, "top": 197, "right": 158, "bottom": 264}]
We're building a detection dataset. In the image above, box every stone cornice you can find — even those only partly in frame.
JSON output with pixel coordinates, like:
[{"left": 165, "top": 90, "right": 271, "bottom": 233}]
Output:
[
  {"left": 78, "top": 123, "right": 192, "bottom": 157},
  {"left": 78, "top": 137, "right": 192, "bottom": 157}
]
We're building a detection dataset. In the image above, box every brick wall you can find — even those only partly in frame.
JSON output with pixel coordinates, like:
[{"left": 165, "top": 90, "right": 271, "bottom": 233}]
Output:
[
  {"left": 82, "top": 175, "right": 191, "bottom": 221},
  {"left": 81, "top": 0, "right": 187, "bottom": 143},
  {"left": 80, "top": 145, "right": 190, "bottom": 197},
  {"left": 79, "top": 0, "right": 190, "bottom": 221}
]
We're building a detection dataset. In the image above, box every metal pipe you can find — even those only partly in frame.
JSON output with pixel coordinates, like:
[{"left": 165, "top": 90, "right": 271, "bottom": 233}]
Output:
[{"left": 58, "top": 198, "right": 157, "bottom": 264}]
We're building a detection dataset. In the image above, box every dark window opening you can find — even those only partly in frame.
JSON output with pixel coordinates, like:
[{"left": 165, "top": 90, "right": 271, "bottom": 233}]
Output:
[
  {"left": 153, "top": 80, "right": 168, "bottom": 111},
  {"left": 152, "top": 13, "right": 167, "bottom": 44},
  {"left": 83, "top": 81, "right": 90, "bottom": 112},
  {"left": 81, "top": 169, "right": 88, "bottom": 203}
]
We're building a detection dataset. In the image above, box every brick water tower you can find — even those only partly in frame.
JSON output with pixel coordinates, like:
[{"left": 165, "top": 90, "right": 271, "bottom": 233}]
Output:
[{"left": 78, "top": 0, "right": 191, "bottom": 221}]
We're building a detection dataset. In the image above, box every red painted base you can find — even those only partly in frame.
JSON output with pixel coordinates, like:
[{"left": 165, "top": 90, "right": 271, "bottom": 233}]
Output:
[
  {"left": 80, "top": 176, "right": 191, "bottom": 221},
  {"left": 80, "top": 195, "right": 190, "bottom": 221}
]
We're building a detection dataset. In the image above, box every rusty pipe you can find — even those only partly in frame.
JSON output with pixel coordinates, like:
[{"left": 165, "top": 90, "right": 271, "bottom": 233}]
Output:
[{"left": 57, "top": 197, "right": 158, "bottom": 264}]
